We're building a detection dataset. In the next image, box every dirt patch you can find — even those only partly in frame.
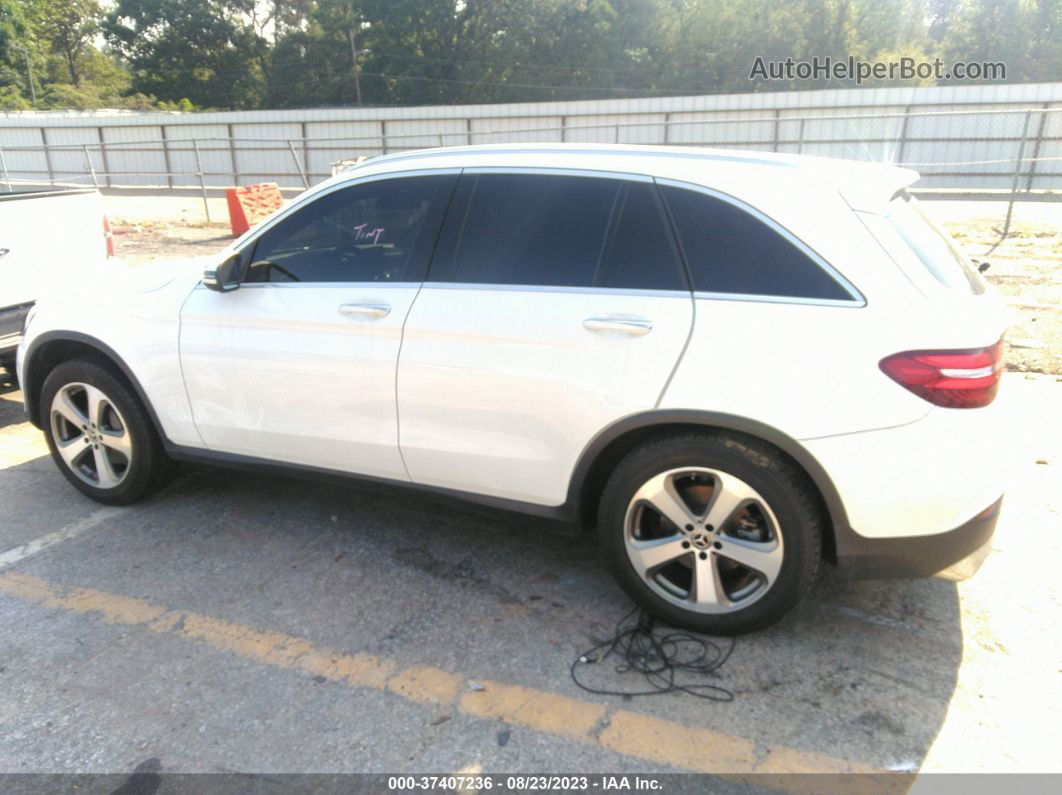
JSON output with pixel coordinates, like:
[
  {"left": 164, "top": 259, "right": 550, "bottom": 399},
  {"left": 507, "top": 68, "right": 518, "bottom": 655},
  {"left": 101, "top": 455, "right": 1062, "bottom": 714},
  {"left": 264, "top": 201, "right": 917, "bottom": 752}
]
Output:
[{"left": 111, "top": 221, "right": 233, "bottom": 263}]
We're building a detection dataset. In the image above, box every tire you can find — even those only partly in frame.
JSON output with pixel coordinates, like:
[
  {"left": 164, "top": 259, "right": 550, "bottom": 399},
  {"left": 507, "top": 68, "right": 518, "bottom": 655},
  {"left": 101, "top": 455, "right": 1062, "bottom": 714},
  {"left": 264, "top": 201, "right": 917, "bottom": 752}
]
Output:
[
  {"left": 40, "top": 358, "right": 177, "bottom": 505},
  {"left": 598, "top": 432, "right": 822, "bottom": 635}
]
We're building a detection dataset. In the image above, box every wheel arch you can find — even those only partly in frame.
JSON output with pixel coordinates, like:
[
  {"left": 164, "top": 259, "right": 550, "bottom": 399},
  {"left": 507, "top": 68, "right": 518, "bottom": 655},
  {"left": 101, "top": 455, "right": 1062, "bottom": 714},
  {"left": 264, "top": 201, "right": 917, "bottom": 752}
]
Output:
[
  {"left": 567, "top": 410, "right": 851, "bottom": 562},
  {"left": 21, "top": 331, "right": 166, "bottom": 439}
]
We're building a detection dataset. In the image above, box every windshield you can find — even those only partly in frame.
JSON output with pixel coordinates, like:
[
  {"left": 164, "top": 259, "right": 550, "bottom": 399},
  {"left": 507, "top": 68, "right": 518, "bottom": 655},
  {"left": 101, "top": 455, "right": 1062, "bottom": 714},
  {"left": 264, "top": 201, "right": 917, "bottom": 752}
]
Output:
[{"left": 884, "top": 191, "right": 986, "bottom": 295}]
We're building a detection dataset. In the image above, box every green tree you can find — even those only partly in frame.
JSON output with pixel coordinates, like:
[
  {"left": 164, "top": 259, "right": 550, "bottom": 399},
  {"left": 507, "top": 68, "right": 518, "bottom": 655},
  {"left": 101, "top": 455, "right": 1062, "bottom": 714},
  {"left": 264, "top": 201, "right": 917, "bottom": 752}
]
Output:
[
  {"left": 105, "top": 0, "right": 268, "bottom": 108},
  {"left": 939, "top": 0, "right": 1033, "bottom": 81},
  {"left": 38, "top": 0, "right": 99, "bottom": 85},
  {"left": 4, "top": 0, "right": 1061, "bottom": 112},
  {"left": 0, "top": 0, "right": 43, "bottom": 107},
  {"left": 1027, "top": 0, "right": 1062, "bottom": 81}
]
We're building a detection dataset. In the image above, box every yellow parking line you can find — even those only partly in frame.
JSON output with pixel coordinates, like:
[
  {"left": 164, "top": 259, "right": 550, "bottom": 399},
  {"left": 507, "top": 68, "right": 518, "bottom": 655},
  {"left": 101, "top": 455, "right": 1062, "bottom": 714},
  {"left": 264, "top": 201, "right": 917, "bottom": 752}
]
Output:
[{"left": 0, "top": 572, "right": 883, "bottom": 778}]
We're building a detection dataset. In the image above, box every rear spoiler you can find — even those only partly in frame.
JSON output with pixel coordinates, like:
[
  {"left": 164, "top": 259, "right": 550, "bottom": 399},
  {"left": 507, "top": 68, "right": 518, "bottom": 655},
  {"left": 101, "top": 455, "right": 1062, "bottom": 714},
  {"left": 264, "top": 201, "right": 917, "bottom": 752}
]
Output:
[{"left": 829, "top": 162, "right": 920, "bottom": 214}]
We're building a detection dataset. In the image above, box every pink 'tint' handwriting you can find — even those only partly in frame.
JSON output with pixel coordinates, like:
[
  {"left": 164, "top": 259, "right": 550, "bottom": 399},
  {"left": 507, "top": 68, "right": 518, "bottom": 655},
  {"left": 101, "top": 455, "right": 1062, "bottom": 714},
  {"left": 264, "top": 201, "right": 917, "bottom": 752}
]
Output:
[{"left": 353, "top": 223, "right": 385, "bottom": 245}]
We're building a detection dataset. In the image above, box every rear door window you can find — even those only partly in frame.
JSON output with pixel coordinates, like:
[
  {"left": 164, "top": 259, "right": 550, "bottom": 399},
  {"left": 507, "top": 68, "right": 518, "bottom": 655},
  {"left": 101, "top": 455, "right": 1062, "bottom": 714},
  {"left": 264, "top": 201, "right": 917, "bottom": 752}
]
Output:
[
  {"left": 429, "top": 173, "right": 687, "bottom": 291},
  {"left": 597, "top": 181, "right": 687, "bottom": 291},
  {"left": 430, "top": 173, "right": 616, "bottom": 288}
]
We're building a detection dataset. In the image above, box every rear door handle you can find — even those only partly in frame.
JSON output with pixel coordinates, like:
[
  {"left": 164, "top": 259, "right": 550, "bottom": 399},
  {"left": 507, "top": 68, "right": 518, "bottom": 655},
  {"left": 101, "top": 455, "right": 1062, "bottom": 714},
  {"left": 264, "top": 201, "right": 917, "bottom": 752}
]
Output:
[
  {"left": 0, "top": 248, "right": 9, "bottom": 258},
  {"left": 583, "top": 317, "right": 653, "bottom": 335},
  {"left": 339, "top": 303, "right": 391, "bottom": 319}
]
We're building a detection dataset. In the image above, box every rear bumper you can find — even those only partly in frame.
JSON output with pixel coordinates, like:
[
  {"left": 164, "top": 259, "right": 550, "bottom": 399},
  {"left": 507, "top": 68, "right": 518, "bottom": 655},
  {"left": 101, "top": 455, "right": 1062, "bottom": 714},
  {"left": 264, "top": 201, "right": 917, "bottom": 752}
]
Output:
[
  {"left": 802, "top": 399, "right": 1007, "bottom": 539},
  {"left": 833, "top": 497, "right": 1001, "bottom": 579}
]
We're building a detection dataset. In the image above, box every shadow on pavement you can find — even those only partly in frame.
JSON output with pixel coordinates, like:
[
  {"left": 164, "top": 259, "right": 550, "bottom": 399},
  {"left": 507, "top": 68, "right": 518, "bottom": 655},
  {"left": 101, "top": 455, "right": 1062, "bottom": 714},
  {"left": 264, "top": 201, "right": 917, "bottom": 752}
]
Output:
[{"left": 0, "top": 383, "right": 26, "bottom": 429}]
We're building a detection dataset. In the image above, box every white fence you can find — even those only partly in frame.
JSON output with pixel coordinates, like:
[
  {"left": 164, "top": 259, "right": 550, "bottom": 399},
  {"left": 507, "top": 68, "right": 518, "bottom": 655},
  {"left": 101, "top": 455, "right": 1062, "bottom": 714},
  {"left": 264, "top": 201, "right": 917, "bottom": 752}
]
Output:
[{"left": 1, "top": 82, "right": 1061, "bottom": 193}]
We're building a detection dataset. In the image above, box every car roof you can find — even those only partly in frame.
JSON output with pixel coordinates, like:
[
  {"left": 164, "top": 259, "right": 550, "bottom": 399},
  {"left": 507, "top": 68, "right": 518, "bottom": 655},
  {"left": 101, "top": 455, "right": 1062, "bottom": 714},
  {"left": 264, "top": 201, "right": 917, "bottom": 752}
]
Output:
[{"left": 340, "top": 142, "right": 918, "bottom": 213}]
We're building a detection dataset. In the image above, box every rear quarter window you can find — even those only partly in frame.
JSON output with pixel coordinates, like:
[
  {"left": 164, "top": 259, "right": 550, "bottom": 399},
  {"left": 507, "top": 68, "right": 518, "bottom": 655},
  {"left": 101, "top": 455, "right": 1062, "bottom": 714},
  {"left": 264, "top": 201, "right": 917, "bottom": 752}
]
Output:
[{"left": 660, "top": 185, "right": 854, "bottom": 302}]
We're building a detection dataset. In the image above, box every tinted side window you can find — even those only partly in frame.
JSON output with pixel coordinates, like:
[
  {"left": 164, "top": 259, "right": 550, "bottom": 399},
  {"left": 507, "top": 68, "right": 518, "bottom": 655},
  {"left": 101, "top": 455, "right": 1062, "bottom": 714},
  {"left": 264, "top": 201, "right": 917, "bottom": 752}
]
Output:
[
  {"left": 246, "top": 175, "right": 455, "bottom": 283},
  {"left": 660, "top": 185, "right": 852, "bottom": 300},
  {"left": 597, "top": 182, "right": 687, "bottom": 291},
  {"left": 430, "top": 174, "right": 619, "bottom": 288}
]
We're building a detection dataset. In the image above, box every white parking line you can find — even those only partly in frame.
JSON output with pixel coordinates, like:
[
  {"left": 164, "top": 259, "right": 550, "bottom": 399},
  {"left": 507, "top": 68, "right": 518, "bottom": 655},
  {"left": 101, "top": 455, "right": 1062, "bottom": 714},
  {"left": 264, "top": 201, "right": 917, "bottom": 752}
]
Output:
[{"left": 0, "top": 506, "right": 126, "bottom": 572}]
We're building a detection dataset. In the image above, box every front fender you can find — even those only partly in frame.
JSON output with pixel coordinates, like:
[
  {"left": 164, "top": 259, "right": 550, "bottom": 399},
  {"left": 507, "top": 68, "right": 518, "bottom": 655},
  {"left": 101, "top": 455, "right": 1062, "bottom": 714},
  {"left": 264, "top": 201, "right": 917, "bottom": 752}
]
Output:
[{"left": 18, "top": 272, "right": 203, "bottom": 446}]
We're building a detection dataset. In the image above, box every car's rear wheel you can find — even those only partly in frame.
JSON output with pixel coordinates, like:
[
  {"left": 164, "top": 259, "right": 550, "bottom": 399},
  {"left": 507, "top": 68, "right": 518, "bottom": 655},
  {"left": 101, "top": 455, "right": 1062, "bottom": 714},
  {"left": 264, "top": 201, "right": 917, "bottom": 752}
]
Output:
[
  {"left": 598, "top": 432, "right": 822, "bottom": 635},
  {"left": 41, "top": 358, "right": 176, "bottom": 504}
]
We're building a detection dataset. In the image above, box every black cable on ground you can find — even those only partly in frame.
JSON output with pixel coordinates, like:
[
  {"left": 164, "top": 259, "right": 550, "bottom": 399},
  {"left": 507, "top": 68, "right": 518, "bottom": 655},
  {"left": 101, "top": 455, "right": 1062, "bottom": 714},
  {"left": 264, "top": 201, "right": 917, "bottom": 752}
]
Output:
[{"left": 570, "top": 606, "right": 736, "bottom": 701}]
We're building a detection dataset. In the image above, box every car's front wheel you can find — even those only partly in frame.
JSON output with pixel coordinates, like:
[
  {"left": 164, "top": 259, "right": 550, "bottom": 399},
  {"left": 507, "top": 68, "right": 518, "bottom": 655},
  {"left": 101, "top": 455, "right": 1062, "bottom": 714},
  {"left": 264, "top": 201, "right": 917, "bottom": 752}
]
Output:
[
  {"left": 41, "top": 358, "right": 176, "bottom": 504},
  {"left": 598, "top": 432, "right": 822, "bottom": 635}
]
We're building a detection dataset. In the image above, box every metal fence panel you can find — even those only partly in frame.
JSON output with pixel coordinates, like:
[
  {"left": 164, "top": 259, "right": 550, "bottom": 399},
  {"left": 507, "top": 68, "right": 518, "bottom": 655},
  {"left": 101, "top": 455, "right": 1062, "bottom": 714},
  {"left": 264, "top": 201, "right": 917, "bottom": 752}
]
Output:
[
  {"left": 562, "top": 114, "right": 668, "bottom": 144},
  {"left": 668, "top": 110, "right": 776, "bottom": 146},
  {"left": 0, "top": 126, "right": 49, "bottom": 182},
  {"left": 162, "top": 125, "right": 233, "bottom": 188},
  {"left": 1036, "top": 140, "right": 1062, "bottom": 188},
  {"left": 304, "top": 120, "right": 385, "bottom": 176},
  {"left": 469, "top": 116, "right": 565, "bottom": 144},
  {"left": 99, "top": 125, "right": 169, "bottom": 187},
  {"left": 1, "top": 85, "right": 1060, "bottom": 197},
  {"left": 385, "top": 118, "right": 468, "bottom": 150}
]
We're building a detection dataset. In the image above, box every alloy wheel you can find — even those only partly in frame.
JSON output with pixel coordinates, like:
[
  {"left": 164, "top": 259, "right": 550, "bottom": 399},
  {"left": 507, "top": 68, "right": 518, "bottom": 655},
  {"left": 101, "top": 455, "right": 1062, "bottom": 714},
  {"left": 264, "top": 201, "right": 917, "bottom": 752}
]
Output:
[
  {"left": 49, "top": 382, "right": 133, "bottom": 489},
  {"left": 623, "top": 467, "right": 784, "bottom": 614}
]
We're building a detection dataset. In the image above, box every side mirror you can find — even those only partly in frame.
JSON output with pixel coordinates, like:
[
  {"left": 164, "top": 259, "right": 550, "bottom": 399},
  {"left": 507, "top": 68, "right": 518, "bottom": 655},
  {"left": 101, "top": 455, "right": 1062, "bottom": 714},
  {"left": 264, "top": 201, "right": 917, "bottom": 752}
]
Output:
[{"left": 203, "top": 254, "right": 241, "bottom": 292}]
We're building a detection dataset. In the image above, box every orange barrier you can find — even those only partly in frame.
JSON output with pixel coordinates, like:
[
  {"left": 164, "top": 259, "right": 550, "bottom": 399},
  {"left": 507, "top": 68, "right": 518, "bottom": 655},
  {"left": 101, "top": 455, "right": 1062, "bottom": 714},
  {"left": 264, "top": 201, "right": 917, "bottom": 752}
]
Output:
[{"left": 225, "top": 183, "right": 284, "bottom": 237}]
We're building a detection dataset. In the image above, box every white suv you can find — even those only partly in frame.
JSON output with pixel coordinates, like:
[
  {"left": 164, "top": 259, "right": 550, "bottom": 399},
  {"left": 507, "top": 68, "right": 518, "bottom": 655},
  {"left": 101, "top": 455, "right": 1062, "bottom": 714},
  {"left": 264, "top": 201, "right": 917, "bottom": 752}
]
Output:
[{"left": 17, "top": 144, "right": 1007, "bottom": 634}]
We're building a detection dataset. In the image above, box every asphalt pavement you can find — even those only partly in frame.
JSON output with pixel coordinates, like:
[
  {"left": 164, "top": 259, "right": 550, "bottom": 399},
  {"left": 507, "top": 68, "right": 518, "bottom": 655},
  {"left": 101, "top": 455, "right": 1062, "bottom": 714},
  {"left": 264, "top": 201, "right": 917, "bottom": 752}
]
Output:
[{"left": 0, "top": 370, "right": 1058, "bottom": 783}]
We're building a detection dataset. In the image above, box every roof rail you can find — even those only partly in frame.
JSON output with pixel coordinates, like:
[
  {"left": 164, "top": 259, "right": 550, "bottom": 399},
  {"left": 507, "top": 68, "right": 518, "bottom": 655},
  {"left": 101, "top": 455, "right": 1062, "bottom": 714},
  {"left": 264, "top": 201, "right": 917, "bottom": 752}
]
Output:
[{"left": 339, "top": 143, "right": 806, "bottom": 172}]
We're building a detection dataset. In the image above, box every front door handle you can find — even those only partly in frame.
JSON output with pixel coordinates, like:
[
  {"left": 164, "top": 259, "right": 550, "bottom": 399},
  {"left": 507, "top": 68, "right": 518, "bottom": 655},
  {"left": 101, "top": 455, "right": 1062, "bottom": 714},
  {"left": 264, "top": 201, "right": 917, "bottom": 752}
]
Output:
[
  {"left": 583, "top": 317, "right": 653, "bottom": 335},
  {"left": 339, "top": 303, "right": 391, "bottom": 319},
  {"left": 0, "top": 248, "right": 9, "bottom": 258}
]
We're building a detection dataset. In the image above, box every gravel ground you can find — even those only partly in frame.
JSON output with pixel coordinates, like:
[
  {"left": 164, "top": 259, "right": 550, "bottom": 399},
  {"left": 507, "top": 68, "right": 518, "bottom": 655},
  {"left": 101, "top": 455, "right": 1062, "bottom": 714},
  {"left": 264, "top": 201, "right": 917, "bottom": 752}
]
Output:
[{"left": 937, "top": 204, "right": 1062, "bottom": 376}]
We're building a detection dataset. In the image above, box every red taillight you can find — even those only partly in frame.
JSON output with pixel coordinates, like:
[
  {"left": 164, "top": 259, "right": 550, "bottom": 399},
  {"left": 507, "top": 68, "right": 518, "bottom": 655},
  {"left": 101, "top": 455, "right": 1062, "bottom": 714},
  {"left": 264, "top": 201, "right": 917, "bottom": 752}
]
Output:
[
  {"left": 879, "top": 339, "right": 1004, "bottom": 408},
  {"left": 102, "top": 215, "right": 116, "bottom": 257}
]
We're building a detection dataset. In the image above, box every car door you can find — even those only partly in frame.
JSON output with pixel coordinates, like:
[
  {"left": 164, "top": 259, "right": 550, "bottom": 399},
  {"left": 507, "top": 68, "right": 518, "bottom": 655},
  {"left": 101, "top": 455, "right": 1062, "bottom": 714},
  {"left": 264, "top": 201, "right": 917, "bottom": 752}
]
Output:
[
  {"left": 396, "top": 170, "right": 695, "bottom": 506},
  {"left": 179, "top": 171, "right": 457, "bottom": 479}
]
